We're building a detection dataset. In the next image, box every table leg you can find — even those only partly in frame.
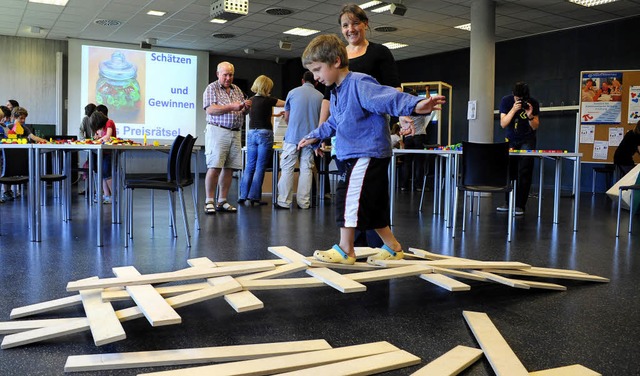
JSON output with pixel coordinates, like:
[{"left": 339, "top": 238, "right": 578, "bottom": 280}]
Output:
[
  {"left": 390, "top": 154, "right": 397, "bottom": 226},
  {"left": 272, "top": 149, "right": 279, "bottom": 205},
  {"left": 573, "top": 156, "right": 580, "bottom": 231},
  {"left": 553, "top": 157, "right": 562, "bottom": 224},
  {"left": 538, "top": 156, "right": 544, "bottom": 218},
  {"left": 97, "top": 149, "right": 103, "bottom": 247}
]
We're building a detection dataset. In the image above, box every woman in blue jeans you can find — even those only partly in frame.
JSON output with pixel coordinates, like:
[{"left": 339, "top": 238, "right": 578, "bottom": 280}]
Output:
[{"left": 239, "top": 75, "right": 285, "bottom": 206}]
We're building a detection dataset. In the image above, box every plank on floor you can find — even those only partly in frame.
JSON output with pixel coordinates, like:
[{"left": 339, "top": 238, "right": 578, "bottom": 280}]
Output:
[
  {"left": 239, "top": 278, "right": 325, "bottom": 291},
  {"left": 1, "top": 318, "right": 90, "bottom": 349},
  {"left": 462, "top": 311, "right": 529, "bottom": 376},
  {"left": 112, "top": 266, "right": 182, "bottom": 327},
  {"left": 236, "top": 262, "right": 308, "bottom": 281},
  {"left": 268, "top": 246, "right": 310, "bottom": 264},
  {"left": 470, "top": 271, "right": 531, "bottom": 290},
  {"left": 420, "top": 273, "right": 471, "bottom": 292},
  {"left": 0, "top": 318, "right": 87, "bottom": 335},
  {"left": 410, "top": 345, "right": 483, "bottom": 376},
  {"left": 79, "top": 283, "right": 127, "bottom": 346},
  {"left": 528, "top": 364, "right": 601, "bottom": 376},
  {"left": 306, "top": 267, "right": 367, "bottom": 293},
  {"left": 137, "top": 341, "right": 401, "bottom": 376},
  {"left": 376, "top": 259, "right": 531, "bottom": 270},
  {"left": 66, "top": 262, "right": 274, "bottom": 292},
  {"left": 10, "top": 295, "right": 82, "bottom": 319},
  {"left": 346, "top": 265, "right": 433, "bottom": 283},
  {"left": 276, "top": 349, "right": 421, "bottom": 376},
  {"left": 64, "top": 339, "right": 333, "bottom": 372},
  {"left": 303, "top": 258, "right": 383, "bottom": 271},
  {"left": 102, "top": 282, "right": 210, "bottom": 302},
  {"left": 190, "top": 259, "right": 264, "bottom": 313},
  {"left": 481, "top": 269, "right": 609, "bottom": 283}
]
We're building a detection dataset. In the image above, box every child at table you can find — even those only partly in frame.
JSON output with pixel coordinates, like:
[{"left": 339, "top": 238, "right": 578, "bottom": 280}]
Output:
[
  {"left": 297, "top": 34, "right": 445, "bottom": 265},
  {"left": 89, "top": 105, "right": 117, "bottom": 204}
]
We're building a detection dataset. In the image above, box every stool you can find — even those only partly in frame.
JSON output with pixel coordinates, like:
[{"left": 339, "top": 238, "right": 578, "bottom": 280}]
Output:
[
  {"left": 592, "top": 165, "right": 615, "bottom": 194},
  {"left": 616, "top": 184, "right": 640, "bottom": 237}
]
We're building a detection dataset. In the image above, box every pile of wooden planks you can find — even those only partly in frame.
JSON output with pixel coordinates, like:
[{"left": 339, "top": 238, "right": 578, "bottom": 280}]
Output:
[{"left": 0, "top": 246, "right": 608, "bottom": 374}]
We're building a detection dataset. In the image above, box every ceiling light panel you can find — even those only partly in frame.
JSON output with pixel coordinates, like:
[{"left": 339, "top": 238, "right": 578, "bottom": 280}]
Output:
[
  {"left": 382, "top": 41, "right": 408, "bottom": 49},
  {"left": 454, "top": 23, "right": 471, "bottom": 31},
  {"left": 360, "top": 1, "right": 384, "bottom": 9},
  {"left": 371, "top": 4, "right": 392, "bottom": 13},
  {"left": 29, "top": 0, "right": 68, "bottom": 5},
  {"left": 283, "top": 27, "right": 320, "bottom": 37},
  {"left": 568, "top": 0, "right": 617, "bottom": 6},
  {"left": 147, "top": 10, "right": 166, "bottom": 17}
]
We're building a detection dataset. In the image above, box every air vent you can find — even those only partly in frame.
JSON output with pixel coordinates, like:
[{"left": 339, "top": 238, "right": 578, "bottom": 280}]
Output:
[
  {"left": 94, "top": 19, "right": 122, "bottom": 27},
  {"left": 212, "top": 33, "right": 236, "bottom": 39},
  {"left": 374, "top": 26, "right": 398, "bottom": 32},
  {"left": 265, "top": 7, "right": 293, "bottom": 16}
]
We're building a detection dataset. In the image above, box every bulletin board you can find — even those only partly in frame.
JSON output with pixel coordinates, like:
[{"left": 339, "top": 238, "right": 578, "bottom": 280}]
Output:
[{"left": 578, "top": 70, "right": 640, "bottom": 163}]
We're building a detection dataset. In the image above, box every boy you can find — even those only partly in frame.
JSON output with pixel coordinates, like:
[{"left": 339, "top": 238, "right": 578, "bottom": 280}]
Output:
[
  {"left": 10, "top": 107, "right": 47, "bottom": 144},
  {"left": 298, "top": 34, "right": 445, "bottom": 265}
]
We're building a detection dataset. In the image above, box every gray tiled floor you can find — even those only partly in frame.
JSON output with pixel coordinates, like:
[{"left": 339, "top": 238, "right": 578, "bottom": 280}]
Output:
[{"left": 0, "top": 181, "right": 637, "bottom": 375}]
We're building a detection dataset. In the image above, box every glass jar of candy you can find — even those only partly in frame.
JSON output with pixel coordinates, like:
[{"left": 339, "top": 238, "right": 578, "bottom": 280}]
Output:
[{"left": 95, "top": 51, "right": 141, "bottom": 111}]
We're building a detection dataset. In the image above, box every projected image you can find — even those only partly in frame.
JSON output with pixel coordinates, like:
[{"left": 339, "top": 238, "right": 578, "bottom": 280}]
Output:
[
  {"left": 81, "top": 44, "right": 198, "bottom": 141},
  {"left": 88, "top": 47, "right": 146, "bottom": 124}
]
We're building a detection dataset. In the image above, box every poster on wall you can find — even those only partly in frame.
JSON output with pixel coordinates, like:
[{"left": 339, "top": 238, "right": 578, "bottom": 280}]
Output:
[
  {"left": 580, "top": 124, "right": 595, "bottom": 143},
  {"left": 593, "top": 140, "right": 609, "bottom": 160},
  {"left": 580, "top": 72, "right": 623, "bottom": 124},
  {"left": 629, "top": 85, "right": 640, "bottom": 124},
  {"left": 609, "top": 127, "right": 624, "bottom": 146}
]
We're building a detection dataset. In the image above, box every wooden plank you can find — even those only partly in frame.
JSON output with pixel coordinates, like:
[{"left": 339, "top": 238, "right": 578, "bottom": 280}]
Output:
[
  {"left": 268, "top": 246, "right": 310, "bottom": 264},
  {"left": 420, "top": 273, "right": 471, "bottom": 292},
  {"left": 113, "top": 266, "right": 182, "bottom": 327},
  {"left": 137, "top": 341, "right": 400, "bottom": 376},
  {"left": 408, "top": 247, "right": 461, "bottom": 260},
  {"left": 1, "top": 318, "right": 90, "bottom": 349},
  {"left": 66, "top": 262, "right": 274, "bottom": 291},
  {"left": 0, "top": 318, "right": 86, "bottom": 335},
  {"left": 375, "top": 259, "right": 532, "bottom": 270},
  {"left": 346, "top": 265, "right": 433, "bottom": 283},
  {"left": 276, "top": 349, "right": 421, "bottom": 376},
  {"left": 1, "top": 280, "right": 242, "bottom": 349},
  {"left": 10, "top": 294, "right": 82, "bottom": 319},
  {"left": 189, "top": 259, "right": 264, "bottom": 313},
  {"left": 463, "top": 311, "right": 529, "bottom": 376},
  {"left": 102, "top": 282, "right": 210, "bottom": 302},
  {"left": 354, "top": 247, "right": 380, "bottom": 259},
  {"left": 510, "top": 278, "right": 567, "bottom": 291},
  {"left": 79, "top": 281, "right": 127, "bottom": 346},
  {"left": 239, "top": 278, "right": 325, "bottom": 291},
  {"left": 236, "top": 262, "right": 308, "bottom": 281},
  {"left": 303, "top": 258, "right": 383, "bottom": 271},
  {"left": 431, "top": 267, "right": 489, "bottom": 282},
  {"left": 306, "top": 267, "right": 367, "bottom": 293},
  {"left": 470, "top": 271, "right": 531, "bottom": 289},
  {"left": 64, "top": 339, "right": 333, "bottom": 372},
  {"left": 186, "top": 257, "right": 217, "bottom": 267},
  {"left": 482, "top": 269, "right": 609, "bottom": 283},
  {"left": 213, "top": 259, "right": 289, "bottom": 267},
  {"left": 528, "top": 267, "right": 587, "bottom": 275},
  {"left": 411, "top": 345, "right": 483, "bottom": 376},
  {"left": 529, "top": 364, "right": 601, "bottom": 376}
]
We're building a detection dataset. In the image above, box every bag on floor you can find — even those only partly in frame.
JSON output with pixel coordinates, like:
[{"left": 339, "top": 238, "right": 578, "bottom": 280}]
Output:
[{"left": 606, "top": 163, "right": 640, "bottom": 211}]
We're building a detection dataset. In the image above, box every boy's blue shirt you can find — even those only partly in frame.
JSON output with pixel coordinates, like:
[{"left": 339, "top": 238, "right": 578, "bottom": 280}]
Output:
[{"left": 305, "top": 71, "right": 422, "bottom": 160}]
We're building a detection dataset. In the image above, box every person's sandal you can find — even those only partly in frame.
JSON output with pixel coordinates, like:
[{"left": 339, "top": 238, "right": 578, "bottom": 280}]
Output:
[
  {"left": 204, "top": 201, "right": 216, "bottom": 215},
  {"left": 216, "top": 200, "right": 237, "bottom": 213},
  {"left": 366, "top": 244, "right": 404, "bottom": 265},
  {"left": 313, "top": 244, "right": 356, "bottom": 265}
]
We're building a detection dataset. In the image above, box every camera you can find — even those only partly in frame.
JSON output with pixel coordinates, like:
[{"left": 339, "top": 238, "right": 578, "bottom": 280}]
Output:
[{"left": 518, "top": 96, "right": 530, "bottom": 110}]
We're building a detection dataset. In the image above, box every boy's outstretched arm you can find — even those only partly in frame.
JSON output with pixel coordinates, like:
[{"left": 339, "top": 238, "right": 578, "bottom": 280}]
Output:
[
  {"left": 298, "top": 137, "right": 319, "bottom": 150},
  {"left": 414, "top": 95, "right": 446, "bottom": 115}
]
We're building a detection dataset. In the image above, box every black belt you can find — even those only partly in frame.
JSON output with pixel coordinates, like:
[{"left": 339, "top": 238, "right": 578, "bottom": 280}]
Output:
[{"left": 210, "top": 123, "right": 240, "bottom": 132}]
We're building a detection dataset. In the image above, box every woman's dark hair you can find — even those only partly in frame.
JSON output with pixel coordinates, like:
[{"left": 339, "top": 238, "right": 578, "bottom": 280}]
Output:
[
  {"left": 84, "top": 103, "right": 96, "bottom": 117},
  {"left": 338, "top": 3, "right": 369, "bottom": 26},
  {"left": 95, "top": 104, "right": 109, "bottom": 116},
  {"left": 635, "top": 120, "right": 640, "bottom": 135},
  {"left": 0, "top": 105, "right": 10, "bottom": 118},
  {"left": 7, "top": 99, "right": 19, "bottom": 108},
  {"left": 89, "top": 111, "right": 108, "bottom": 133}
]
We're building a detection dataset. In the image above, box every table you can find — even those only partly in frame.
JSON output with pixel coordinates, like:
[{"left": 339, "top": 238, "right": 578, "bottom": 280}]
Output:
[{"left": 390, "top": 149, "right": 582, "bottom": 232}]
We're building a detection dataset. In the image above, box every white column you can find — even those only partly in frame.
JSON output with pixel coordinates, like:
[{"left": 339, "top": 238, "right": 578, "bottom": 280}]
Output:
[{"left": 468, "top": 0, "right": 496, "bottom": 143}]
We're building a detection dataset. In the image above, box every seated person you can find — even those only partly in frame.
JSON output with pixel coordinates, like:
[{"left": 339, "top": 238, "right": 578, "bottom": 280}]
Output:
[{"left": 9, "top": 107, "right": 47, "bottom": 143}]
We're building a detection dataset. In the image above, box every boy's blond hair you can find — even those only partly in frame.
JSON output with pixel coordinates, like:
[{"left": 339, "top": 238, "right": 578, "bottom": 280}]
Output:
[
  {"left": 302, "top": 34, "right": 349, "bottom": 69},
  {"left": 251, "top": 75, "right": 274, "bottom": 96},
  {"left": 11, "top": 106, "right": 28, "bottom": 119}
]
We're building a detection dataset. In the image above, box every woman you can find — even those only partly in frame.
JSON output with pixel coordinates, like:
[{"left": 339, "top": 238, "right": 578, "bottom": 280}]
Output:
[
  {"left": 614, "top": 120, "right": 640, "bottom": 177},
  {"left": 238, "top": 75, "right": 285, "bottom": 206}
]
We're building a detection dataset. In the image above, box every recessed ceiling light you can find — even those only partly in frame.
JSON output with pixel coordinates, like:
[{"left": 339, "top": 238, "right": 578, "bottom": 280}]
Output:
[
  {"left": 283, "top": 27, "right": 320, "bottom": 37},
  {"left": 360, "top": 1, "right": 384, "bottom": 9},
  {"left": 371, "top": 4, "right": 392, "bottom": 13},
  {"left": 94, "top": 19, "right": 122, "bottom": 27},
  {"left": 568, "top": 0, "right": 617, "bottom": 6},
  {"left": 454, "top": 23, "right": 471, "bottom": 31},
  {"left": 28, "top": 0, "right": 68, "bottom": 5},
  {"left": 210, "top": 18, "right": 228, "bottom": 24},
  {"left": 382, "top": 42, "right": 408, "bottom": 50},
  {"left": 265, "top": 8, "right": 293, "bottom": 16},
  {"left": 146, "top": 10, "right": 166, "bottom": 17}
]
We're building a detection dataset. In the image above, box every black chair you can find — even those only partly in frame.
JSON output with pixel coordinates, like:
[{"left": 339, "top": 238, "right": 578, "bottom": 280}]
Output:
[
  {"left": 616, "top": 184, "right": 640, "bottom": 237},
  {"left": 452, "top": 141, "right": 515, "bottom": 241},
  {"left": 1, "top": 148, "right": 30, "bottom": 197},
  {"left": 124, "top": 134, "right": 195, "bottom": 247},
  {"left": 592, "top": 165, "right": 615, "bottom": 194}
]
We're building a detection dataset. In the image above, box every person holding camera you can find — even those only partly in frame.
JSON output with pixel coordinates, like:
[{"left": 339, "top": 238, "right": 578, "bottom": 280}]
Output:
[{"left": 497, "top": 81, "right": 540, "bottom": 215}]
